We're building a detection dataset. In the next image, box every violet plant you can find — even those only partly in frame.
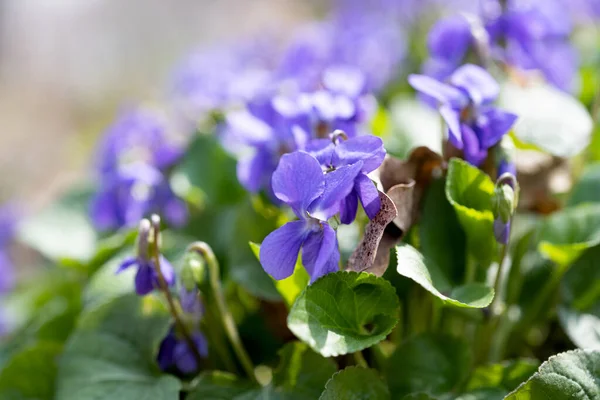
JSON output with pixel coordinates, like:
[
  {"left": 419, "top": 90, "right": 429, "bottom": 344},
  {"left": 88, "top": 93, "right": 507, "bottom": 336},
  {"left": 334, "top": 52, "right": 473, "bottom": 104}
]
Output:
[{"left": 1, "top": 1, "right": 600, "bottom": 399}]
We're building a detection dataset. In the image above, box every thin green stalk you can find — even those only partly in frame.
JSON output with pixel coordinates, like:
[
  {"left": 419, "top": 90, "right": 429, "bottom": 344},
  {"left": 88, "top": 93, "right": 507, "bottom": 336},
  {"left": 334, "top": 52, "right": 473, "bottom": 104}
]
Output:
[
  {"left": 188, "top": 242, "right": 257, "bottom": 383},
  {"left": 148, "top": 217, "right": 204, "bottom": 368},
  {"left": 353, "top": 351, "right": 369, "bottom": 368}
]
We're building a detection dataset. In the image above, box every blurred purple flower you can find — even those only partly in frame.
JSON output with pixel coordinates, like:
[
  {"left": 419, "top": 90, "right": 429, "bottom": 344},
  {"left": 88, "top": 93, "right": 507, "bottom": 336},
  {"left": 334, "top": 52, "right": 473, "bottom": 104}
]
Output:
[
  {"left": 157, "top": 328, "right": 208, "bottom": 374},
  {"left": 307, "top": 134, "right": 385, "bottom": 223},
  {"left": 259, "top": 151, "right": 362, "bottom": 282},
  {"left": 493, "top": 218, "right": 511, "bottom": 244},
  {"left": 0, "top": 205, "right": 17, "bottom": 293},
  {"left": 486, "top": 0, "right": 577, "bottom": 91},
  {"left": 91, "top": 163, "right": 187, "bottom": 231},
  {"left": 180, "top": 286, "right": 204, "bottom": 317},
  {"left": 409, "top": 64, "right": 517, "bottom": 166},
  {"left": 95, "top": 107, "right": 185, "bottom": 177}
]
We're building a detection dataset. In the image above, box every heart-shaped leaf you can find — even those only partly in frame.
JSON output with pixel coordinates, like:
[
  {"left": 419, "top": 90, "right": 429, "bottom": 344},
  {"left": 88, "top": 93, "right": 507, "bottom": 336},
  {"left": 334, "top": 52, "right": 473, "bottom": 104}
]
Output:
[
  {"left": 55, "top": 294, "right": 181, "bottom": 400},
  {"left": 396, "top": 244, "right": 494, "bottom": 308},
  {"left": 538, "top": 204, "right": 600, "bottom": 269},
  {"left": 445, "top": 158, "right": 496, "bottom": 264},
  {"left": 287, "top": 271, "right": 399, "bottom": 357},
  {"left": 319, "top": 367, "right": 390, "bottom": 400},
  {"left": 385, "top": 333, "right": 471, "bottom": 398},
  {"left": 505, "top": 349, "right": 600, "bottom": 399},
  {"left": 499, "top": 81, "right": 593, "bottom": 157}
]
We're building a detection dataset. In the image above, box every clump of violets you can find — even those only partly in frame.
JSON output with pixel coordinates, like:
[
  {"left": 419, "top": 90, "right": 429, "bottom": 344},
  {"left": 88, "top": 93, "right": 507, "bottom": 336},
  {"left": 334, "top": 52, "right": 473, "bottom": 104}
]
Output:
[
  {"left": 259, "top": 143, "right": 382, "bottom": 282},
  {"left": 225, "top": 67, "right": 374, "bottom": 198},
  {"left": 422, "top": 0, "right": 577, "bottom": 91},
  {"left": 409, "top": 64, "right": 517, "bottom": 166},
  {"left": 116, "top": 218, "right": 175, "bottom": 296},
  {"left": 90, "top": 107, "right": 188, "bottom": 230}
]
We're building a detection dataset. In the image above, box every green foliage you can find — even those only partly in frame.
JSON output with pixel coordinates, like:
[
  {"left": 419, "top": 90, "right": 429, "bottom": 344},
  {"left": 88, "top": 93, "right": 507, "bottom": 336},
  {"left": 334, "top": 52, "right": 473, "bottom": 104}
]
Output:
[
  {"left": 465, "top": 359, "right": 539, "bottom": 397},
  {"left": 505, "top": 350, "right": 600, "bottom": 399},
  {"left": 55, "top": 294, "right": 181, "bottom": 400},
  {"left": 0, "top": 341, "right": 62, "bottom": 400},
  {"left": 319, "top": 367, "right": 390, "bottom": 400},
  {"left": 568, "top": 163, "right": 600, "bottom": 206},
  {"left": 445, "top": 158, "right": 497, "bottom": 265},
  {"left": 396, "top": 243, "right": 494, "bottom": 308},
  {"left": 287, "top": 271, "right": 400, "bottom": 357},
  {"left": 537, "top": 203, "right": 600, "bottom": 268},
  {"left": 385, "top": 333, "right": 471, "bottom": 398}
]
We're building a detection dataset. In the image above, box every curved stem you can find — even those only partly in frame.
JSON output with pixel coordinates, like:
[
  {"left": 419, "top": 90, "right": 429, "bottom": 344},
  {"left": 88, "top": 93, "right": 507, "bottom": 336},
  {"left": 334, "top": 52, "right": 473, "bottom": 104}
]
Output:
[
  {"left": 188, "top": 242, "right": 257, "bottom": 383},
  {"left": 353, "top": 351, "right": 368, "bottom": 368},
  {"left": 149, "top": 217, "right": 203, "bottom": 368}
]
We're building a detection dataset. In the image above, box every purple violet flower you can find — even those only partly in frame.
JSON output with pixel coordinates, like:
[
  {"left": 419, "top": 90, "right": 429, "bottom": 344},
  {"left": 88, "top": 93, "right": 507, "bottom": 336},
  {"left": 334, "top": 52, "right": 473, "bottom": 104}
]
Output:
[
  {"left": 157, "top": 328, "right": 208, "bottom": 374},
  {"left": 409, "top": 64, "right": 517, "bottom": 166},
  {"left": 90, "top": 163, "right": 187, "bottom": 230},
  {"left": 259, "top": 151, "right": 362, "bottom": 282},
  {"left": 306, "top": 134, "right": 385, "bottom": 223},
  {"left": 0, "top": 205, "right": 17, "bottom": 293},
  {"left": 116, "top": 219, "right": 175, "bottom": 296},
  {"left": 95, "top": 107, "right": 185, "bottom": 177}
]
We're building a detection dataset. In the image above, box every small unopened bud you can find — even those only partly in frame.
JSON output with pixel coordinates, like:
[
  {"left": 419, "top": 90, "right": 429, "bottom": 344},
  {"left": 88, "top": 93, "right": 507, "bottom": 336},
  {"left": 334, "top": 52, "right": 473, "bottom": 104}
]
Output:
[
  {"left": 492, "top": 184, "right": 515, "bottom": 224},
  {"left": 493, "top": 218, "right": 511, "bottom": 245},
  {"left": 495, "top": 136, "right": 517, "bottom": 180},
  {"left": 136, "top": 218, "right": 152, "bottom": 260},
  {"left": 180, "top": 252, "right": 207, "bottom": 290}
]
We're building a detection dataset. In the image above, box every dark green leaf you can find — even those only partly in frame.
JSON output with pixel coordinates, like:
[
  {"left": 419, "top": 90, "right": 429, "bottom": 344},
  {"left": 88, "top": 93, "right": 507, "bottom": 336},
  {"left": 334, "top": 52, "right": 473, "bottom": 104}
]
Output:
[
  {"left": 499, "top": 81, "right": 593, "bottom": 157},
  {"left": 455, "top": 388, "right": 507, "bottom": 400},
  {"left": 56, "top": 294, "right": 181, "bottom": 400},
  {"left": 445, "top": 158, "right": 496, "bottom": 264},
  {"left": 559, "top": 245, "right": 600, "bottom": 349},
  {"left": 185, "top": 371, "right": 255, "bottom": 400},
  {"left": 272, "top": 342, "right": 337, "bottom": 399},
  {"left": 319, "top": 367, "right": 390, "bottom": 400},
  {"left": 420, "top": 178, "right": 466, "bottom": 285},
  {"left": 287, "top": 271, "right": 400, "bottom": 357},
  {"left": 396, "top": 244, "right": 494, "bottom": 308},
  {"left": 18, "top": 186, "right": 97, "bottom": 264},
  {"left": 538, "top": 204, "right": 600, "bottom": 268},
  {"left": 569, "top": 163, "right": 600, "bottom": 206},
  {"left": 505, "top": 349, "right": 600, "bottom": 399},
  {"left": 0, "top": 341, "right": 62, "bottom": 400},
  {"left": 385, "top": 333, "right": 471, "bottom": 398}
]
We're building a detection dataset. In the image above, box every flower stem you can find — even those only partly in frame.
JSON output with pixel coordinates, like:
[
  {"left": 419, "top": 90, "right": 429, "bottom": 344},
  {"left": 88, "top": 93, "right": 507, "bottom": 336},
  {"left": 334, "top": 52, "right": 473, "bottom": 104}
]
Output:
[
  {"left": 188, "top": 241, "right": 257, "bottom": 383},
  {"left": 353, "top": 350, "right": 368, "bottom": 368},
  {"left": 149, "top": 216, "right": 203, "bottom": 368}
]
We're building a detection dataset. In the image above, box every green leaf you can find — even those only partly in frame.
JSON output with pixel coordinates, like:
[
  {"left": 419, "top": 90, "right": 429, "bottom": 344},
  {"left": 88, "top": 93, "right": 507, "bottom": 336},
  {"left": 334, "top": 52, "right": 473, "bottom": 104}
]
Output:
[
  {"left": 272, "top": 342, "right": 338, "bottom": 399},
  {"left": 420, "top": 178, "right": 466, "bottom": 285},
  {"left": 395, "top": 244, "right": 494, "bottom": 308},
  {"left": 287, "top": 271, "right": 400, "bottom": 357},
  {"left": 173, "top": 134, "right": 246, "bottom": 207},
  {"left": 559, "top": 245, "right": 600, "bottom": 349},
  {"left": 18, "top": 186, "right": 97, "bottom": 264},
  {"left": 319, "top": 367, "right": 390, "bottom": 400},
  {"left": 505, "top": 349, "right": 600, "bottom": 399},
  {"left": 569, "top": 163, "right": 600, "bottom": 206},
  {"left": 187, "top": 342, "right": 336, "bottom": 400},
  {"left": 83, "top": 251, "right": 135, "bottom": 310},
  {"left": 185, "top": 371, "right": 255, "bottom": 400},
  {"left": 465, "top": 359, "right": 540, "bottom": 396},
  {"left": 385, "top": 333, "right": 471, "bottom": 398},
  {"left": 445, "top": 158, "right": 497, "bottom": 264},
  {"left": 538, "top": 204, "right": 600, "bottom": 268},
  {"left": 55, "top": 294, "right": 181, "bottom": 400},
  {"left": 455, "top": 388, "right": 507, "bottom": 400},
  {"left": 0, "top": 341, "right": 62, "bottom": 400},
  {"left": 250, "top": 242, "right": 308, "bottom": 308},
  {"left": 499, "top": 81, "right": 593, "bottom": 157}
]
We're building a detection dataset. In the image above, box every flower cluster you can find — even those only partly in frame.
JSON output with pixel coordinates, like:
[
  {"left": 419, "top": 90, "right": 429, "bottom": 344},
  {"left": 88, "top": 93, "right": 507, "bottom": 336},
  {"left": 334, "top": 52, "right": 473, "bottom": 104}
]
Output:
[
  {"left": 90, "top": 107, "right": 188, "bottom": 230},
  {"left": 422, "top": 0, "right": 577, "bottom": 91},
  {"left": 260, "top": 134, "right": 385, "bottom": 283}
]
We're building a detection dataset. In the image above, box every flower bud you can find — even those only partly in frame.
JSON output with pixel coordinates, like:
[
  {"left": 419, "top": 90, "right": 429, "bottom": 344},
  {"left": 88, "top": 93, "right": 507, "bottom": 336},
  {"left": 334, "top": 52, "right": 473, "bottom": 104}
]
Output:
[
  {"left": 492, "top": 184, "right": 515, "bottom": 224},
  {"left": 495, "top": 136, "right": 517, "bottom": 181},
  {"left": 494, "top": 218, "right": 511, "bottom": 245}
]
